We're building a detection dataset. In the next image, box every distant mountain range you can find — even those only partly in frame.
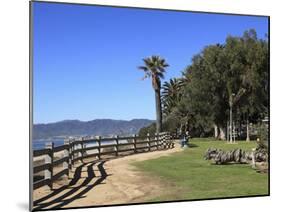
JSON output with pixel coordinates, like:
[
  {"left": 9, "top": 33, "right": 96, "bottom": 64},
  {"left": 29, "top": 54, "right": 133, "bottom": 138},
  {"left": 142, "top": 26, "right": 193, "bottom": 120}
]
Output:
[{"left": 33, "top": 119, "right": 154, "bottom": 139}]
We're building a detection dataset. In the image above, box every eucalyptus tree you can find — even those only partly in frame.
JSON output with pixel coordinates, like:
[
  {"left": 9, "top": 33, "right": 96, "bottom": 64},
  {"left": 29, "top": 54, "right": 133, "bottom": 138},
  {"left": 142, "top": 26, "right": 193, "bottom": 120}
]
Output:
[
  {"left": 199, "top": 44, "right": 229, "bottom": 140},
  {"left": 138, "top": 55, "right": 169, "bottom": 133},
  {"left": 180, "top": 52, "right": 220, "bottom": 138},
  {"left": 235, "top": 29, "right": 269, "bottom": 141},
  {"left": 202, "top": 29, "right": 268, "bottom": 142},
  {"left": 222, "top": 34, "right": 250, "bottom": 142}
]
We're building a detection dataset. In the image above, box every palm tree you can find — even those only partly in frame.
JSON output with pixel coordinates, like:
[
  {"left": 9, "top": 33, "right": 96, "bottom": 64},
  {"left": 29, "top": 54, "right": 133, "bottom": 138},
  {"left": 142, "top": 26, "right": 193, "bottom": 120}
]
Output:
[
  {"left": 138, "top": 55, "right": 169, "bottom": 133},
  {"left": 162, "top": 78, "right": 184, "bottom": 116}
]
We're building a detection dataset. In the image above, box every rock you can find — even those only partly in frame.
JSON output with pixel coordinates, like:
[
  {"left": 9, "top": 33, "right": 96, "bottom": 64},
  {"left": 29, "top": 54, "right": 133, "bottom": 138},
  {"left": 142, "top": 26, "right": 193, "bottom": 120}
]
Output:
[{"left": 204, "top": 147, "right": 267, "bottom": 165}]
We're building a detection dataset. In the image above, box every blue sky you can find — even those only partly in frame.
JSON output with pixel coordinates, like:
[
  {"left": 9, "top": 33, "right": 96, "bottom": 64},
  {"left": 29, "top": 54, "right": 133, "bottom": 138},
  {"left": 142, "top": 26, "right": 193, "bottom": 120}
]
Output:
[{"left": 33, "top": 2, "right": 268, "bottom": 124}]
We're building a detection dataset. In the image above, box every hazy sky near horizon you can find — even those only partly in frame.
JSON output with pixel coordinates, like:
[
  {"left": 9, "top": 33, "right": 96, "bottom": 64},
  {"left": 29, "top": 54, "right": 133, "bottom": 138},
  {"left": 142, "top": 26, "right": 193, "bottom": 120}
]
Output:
[{"left": 33, "top": 2, "right": 268, "bottom": 124}]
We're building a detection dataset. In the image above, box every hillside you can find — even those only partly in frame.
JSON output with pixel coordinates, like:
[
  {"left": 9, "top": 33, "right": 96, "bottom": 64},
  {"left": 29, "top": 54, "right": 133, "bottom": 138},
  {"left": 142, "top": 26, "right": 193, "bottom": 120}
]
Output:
[{"left": 33, "top": 119, "right": 154, "bottom": 139}]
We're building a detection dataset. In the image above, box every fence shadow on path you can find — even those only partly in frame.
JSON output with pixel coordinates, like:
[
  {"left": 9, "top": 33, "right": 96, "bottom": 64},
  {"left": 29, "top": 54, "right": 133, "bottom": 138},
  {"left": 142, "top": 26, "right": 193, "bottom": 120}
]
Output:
[{"left": 33, "top": 160, "right": 109, "bottom": 210}]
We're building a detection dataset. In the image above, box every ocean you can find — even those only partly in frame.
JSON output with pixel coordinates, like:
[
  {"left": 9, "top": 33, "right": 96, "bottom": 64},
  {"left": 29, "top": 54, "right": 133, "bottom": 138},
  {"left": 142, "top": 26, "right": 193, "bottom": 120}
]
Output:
[
  {"left": 33, "top": 139, "right": 66, "bottom": 150},
  {"left": 32, "top": 138, "right": 129, "bottom": 150}
]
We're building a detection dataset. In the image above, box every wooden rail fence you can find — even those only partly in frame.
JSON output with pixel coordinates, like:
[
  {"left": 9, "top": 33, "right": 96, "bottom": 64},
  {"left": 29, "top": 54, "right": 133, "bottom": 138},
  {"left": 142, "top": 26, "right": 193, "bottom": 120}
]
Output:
[{"left": 33, "top": 132, "right": 174, "bottom": 190}]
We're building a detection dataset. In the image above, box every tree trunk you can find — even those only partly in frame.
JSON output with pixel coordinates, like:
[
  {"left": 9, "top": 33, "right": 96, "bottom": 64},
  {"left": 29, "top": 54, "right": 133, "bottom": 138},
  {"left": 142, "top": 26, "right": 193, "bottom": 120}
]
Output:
[
  {"left": 239, "top": 120, "right": 242, "bottom": 140},
  {"left": 246, "top": 118, "right": 250, "bottom": 142},
  {"left": 214, "top": 124, "right": 218, "bottom": 138},
  {"left": 155, "top": 89, "right": 162, "bottom": 133},
  {"left": 184, "top": 122, "right": 188, "bottom": 132},
  {"left": 229, "top": 105, "right": 233, "bottom": 143},
  {"left": 179, "top": 123, "right": 182, "bottom": 134},
  {"left": 218, "top": 126, "right": 226, "bottom": 140},
  {"left": 226, "top": 121, "right": 229, "bottom": 141}
]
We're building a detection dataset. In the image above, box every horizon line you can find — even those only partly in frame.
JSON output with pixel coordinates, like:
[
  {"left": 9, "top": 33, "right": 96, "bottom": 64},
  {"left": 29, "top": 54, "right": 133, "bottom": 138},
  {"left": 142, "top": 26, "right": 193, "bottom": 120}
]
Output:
[{"left": 34, "top": 118, "right": 156, "bottom": 125}]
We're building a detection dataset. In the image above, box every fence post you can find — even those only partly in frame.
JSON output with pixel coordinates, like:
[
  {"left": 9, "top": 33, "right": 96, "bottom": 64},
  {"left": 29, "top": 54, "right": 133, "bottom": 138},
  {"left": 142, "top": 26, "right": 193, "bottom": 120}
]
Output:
[
  {"left": 169, "top": 132, "right": 174, "bottom": 148},
  {"left": 159, "top": 133, "right": 162, "bottom": 149},
  {"left": 164, "top": 133, "right": 167, "bottom": 149},
  {"left": 68, "top": 139, "right": 73, "bottom": 172},
  {"left": 165, "top": 133, "right": 168, "bottom": 149},
  {"left": 73, "top": 140, "right": 77, "bottom": 164},
  {"left": 115, "top": 135, "right": 119, "bottom": 157},
  {"left": 133, "top": 134, "right": 137, "bottom": 153},
  {"left": 97, "top": 136, "right": 101, "bottom": 160},
  {"left": 156, "top": 133, "right": 159, "bottom": 150},
  {"left": 45, "top": 142, "right": 54, "bottom": 190},
  {"left": 77, "top": 138, "right": 83, "bottom": 163},
  {"left": 167, "top": 133, "right": 171, "bottom": 148},
  {"left": 80, "top": 137, "right": 84, "bottom": 163},
  {"left": 165, "top": 133, "right": 168, "bottom": 148},
  {"left": 70, "top": 139, "right": 74, "bottom": 169},
  {"left": 161, "top": 133, "right": 164, "bottom": 149},
  {"left": 63, "top": 140, "right": 70, "bottom": 178},
  {"left": 147, "top": 133, "right": 151, "bottom": 151}
]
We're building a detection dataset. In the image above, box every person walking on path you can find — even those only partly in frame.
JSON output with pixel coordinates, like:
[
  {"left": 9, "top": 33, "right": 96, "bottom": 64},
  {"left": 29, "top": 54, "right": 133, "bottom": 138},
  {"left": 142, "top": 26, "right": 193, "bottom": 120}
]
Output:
[
  {"left": 180, "top": 131, "right": 186, "bottom": 148},
  {"left": 185, "top": 131, "right": 190, "bottom": 147},
  {"left": 180, "top": 130, "right": 190, "bottom": 148}
]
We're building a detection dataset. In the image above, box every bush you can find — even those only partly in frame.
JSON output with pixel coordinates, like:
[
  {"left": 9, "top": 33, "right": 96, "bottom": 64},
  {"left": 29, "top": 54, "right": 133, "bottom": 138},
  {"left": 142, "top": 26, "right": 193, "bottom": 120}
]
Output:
[{"left": 138, "top": 123, "right": 156, "bottom": 137}]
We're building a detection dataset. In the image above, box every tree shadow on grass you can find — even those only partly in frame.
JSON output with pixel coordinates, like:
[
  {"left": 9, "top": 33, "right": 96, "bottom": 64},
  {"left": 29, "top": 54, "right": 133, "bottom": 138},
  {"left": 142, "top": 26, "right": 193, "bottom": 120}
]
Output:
[
  {"left": 210, "top": 162, "right": 249, "bottom": 166},
  {"left": 187, "top": 143, "right": 199, "bottom": 148}
]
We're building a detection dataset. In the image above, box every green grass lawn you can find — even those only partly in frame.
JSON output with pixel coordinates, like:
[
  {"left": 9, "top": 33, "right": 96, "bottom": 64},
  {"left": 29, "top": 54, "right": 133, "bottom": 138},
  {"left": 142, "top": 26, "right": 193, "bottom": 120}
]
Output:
[{"left": 132, "top": 138, "right": 268, "bottom": 201}]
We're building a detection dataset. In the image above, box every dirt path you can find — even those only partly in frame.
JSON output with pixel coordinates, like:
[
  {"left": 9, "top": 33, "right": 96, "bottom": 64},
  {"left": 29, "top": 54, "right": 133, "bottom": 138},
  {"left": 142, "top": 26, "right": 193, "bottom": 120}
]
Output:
[{"left": 33, "top": 143, "right": 182, "bottom": 210}]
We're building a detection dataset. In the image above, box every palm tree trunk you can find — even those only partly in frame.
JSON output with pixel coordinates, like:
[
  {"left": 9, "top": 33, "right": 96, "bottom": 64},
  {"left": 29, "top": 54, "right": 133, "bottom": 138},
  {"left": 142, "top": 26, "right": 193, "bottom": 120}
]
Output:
[{"left": 155, "top": 89, "right": 162, "bottom": 133}]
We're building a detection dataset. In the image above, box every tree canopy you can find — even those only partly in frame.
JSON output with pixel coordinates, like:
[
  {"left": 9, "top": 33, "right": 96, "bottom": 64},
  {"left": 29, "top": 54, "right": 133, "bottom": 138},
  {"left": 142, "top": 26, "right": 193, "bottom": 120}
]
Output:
[{"left": 139, "top": 29, "right": 268, "bottom": 140}]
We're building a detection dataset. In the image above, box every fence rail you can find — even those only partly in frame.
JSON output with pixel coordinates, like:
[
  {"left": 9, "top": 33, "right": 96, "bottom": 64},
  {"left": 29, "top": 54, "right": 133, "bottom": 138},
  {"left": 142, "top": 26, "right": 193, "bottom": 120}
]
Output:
[{"left": 33, "top": 132, "right": 173, "bottom": 190}]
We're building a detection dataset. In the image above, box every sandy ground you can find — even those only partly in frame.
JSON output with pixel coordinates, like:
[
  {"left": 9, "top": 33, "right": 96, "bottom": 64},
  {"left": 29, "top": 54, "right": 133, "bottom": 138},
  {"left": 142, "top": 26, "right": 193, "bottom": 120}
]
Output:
[{"left": 33, "top": 142, "right": 182, "bottom": 210}]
